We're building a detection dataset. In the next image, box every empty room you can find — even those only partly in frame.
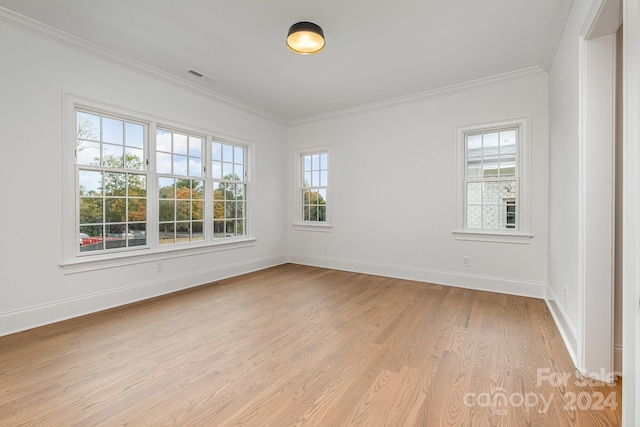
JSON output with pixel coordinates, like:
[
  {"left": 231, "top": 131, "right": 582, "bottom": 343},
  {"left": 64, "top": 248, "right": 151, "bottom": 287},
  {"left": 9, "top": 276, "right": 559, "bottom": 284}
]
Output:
[{"left": 1, "top": 0, "right": 638, "bottom": 425}]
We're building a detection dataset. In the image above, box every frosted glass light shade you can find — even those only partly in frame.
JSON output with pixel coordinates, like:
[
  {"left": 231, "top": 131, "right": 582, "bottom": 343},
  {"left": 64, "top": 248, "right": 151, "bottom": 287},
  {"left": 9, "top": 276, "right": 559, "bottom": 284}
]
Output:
[{"left": 286, "top": 22, "right": 325, "bottom": 55}]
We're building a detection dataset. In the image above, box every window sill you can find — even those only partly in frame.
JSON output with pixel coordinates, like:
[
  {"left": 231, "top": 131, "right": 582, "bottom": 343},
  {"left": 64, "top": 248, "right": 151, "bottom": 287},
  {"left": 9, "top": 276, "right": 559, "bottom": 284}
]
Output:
[
  {"left": 292, "top": 223, "right": 333, "bottom": 233},
  {"left": 60, "top": 237, "right": 258, "bottom": 274},
  {"left": 452, "top": 230, "right": 532, "bottom": 244}
]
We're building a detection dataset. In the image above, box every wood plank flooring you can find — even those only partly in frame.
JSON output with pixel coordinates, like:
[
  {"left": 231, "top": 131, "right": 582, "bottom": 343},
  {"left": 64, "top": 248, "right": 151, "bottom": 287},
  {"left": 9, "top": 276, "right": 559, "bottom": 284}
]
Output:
[{"left": 0, "top": 264, "right": 622, "bottom": 426}]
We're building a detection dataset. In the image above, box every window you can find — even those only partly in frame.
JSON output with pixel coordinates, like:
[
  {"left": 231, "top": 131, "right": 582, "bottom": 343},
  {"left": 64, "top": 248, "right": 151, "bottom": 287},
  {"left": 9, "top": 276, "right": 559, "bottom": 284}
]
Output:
[
  {"left": 65, "top": 96, "right": 253, "bottom": 267},
  {"left": 76, "top": 111, "right": 148, "bottom": 253},
  {"left": 454, "top": 117, "right": 531, "bottom": 243},
  {"left": 300, "top": 151, "right": 328, "bottom": 223},
  {"left": 156, "top": 128, "right": 205, "bottom": 245},
  {"left": 465, "top": 127, "right": 518, "bottom": 229},
  {"left": 212, "top": 142, "right": 246, "bottom": 238}
]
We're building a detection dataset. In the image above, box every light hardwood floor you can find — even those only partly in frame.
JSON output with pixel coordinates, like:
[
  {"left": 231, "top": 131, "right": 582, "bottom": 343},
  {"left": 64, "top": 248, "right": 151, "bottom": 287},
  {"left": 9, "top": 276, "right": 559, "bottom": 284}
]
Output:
[{"left": 0, "top": 264, "right": 621, "bottom": 426}]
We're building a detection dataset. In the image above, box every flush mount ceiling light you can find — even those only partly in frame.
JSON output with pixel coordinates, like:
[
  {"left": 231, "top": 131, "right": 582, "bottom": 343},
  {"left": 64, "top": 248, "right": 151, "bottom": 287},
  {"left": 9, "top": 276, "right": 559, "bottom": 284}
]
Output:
[{"left": 286, "top": 21, "right": 325, "bottom": 55}]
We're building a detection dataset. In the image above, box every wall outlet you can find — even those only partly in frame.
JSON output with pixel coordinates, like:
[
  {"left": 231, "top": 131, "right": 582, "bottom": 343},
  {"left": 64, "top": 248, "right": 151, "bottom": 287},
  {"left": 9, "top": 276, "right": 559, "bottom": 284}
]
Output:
[
  {"left": 323, "top": 243, "right": 328, "bottom": 253},
  {"left": 563, "top": 287, "right": 568, "bottom": 304},
  {"left": 462, "top": 256, "right": 470, "bottom": 267},
  {"left": 156, "top": 262, "right": 163, "bottom": 272}
]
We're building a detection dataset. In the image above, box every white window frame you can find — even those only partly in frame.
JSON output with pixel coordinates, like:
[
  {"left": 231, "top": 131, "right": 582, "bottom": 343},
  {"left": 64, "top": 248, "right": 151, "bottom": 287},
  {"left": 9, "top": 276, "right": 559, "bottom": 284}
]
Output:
[
  {"left": 293, "top": 147, "right": 332, "bottom": 231},
  {"left": 61, "top": 94, "right": 255, "bottom": 273},
  {"left": 452, "top": 117, "right": 532, "bottom": 244}
]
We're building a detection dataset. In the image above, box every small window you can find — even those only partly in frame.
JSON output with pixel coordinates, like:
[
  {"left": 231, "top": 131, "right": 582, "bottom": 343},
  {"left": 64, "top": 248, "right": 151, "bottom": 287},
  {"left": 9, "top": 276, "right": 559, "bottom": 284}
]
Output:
[
  {"left": 157, "top": 129, "right": 205, "bottom": 245},
  {"left": 300, "top": 151, "right": 328, "bottom": 223},
  {"left": 454, "top": 117, "right": 531, "bottom": 243},
  {"left": 464, "top": 127, "right": 518, "bottom": 230},
  {"left": 212, "top": 141, "right": 247, "bottom": 238}
]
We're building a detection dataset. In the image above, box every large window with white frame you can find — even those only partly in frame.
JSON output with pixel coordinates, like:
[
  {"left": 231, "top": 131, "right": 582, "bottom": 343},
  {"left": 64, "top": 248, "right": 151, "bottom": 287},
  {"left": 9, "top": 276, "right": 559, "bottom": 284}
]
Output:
[
  {"left": 299, "top": 150, "right": 329, "bottom": 223},
  {"left": 68, "top": 99, "right": 251, "bottom": 263},
  {"left": 454, "top": 117, "right": 531, "bottom": 243}
]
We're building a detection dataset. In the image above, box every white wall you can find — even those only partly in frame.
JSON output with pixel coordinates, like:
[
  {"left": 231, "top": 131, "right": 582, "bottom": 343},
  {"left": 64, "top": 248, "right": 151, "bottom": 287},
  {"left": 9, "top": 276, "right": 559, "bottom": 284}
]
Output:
[
  {"left": 287, "top": 75, "right": 550, "bottom": 297},
  {"left": 0, "top": 19, "right": 288, "bottom": 336},
  {"left": 547, "top": 0, "right": 593, "bottom": 349}
]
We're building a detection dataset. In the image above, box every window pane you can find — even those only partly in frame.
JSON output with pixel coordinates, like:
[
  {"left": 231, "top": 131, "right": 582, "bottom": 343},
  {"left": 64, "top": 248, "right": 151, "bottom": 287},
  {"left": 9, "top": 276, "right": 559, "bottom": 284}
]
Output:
[
  {"left": 209, "top": 161, "right": 221, "bottom": 180},
  {"left": 483, "top": 132, "right": 499, "bottom": 152},
  {"left": 499, "top": 130, "right": 517, "bottom": 155},
  {"left": 126, "top": 147, "right": 144, "bottom": 170},
  {"left": 174, "top": 133, "right": 188, "bottom": 155},
  {"left": 192, "top": 201, "right": 204, "bottom": 220},
  {"left": 318, "top": 188, "right": 327, "bottom": 203},
  {"left": 174, "top": 155, "right": 188, "bottom": 176},
  {"left": 176, "top": 201, "right": 190, "bottom": 221},
  {"left": 223, "top": 144, "right": 233, "bottom": 162},
  {"left": 159, "top": 223, "right": 174, "bottom": 245},
  {"left": 320, "top": 153, "right": 328, "bottom": 169},
  {"left": 189, "top": 137, "right": 202, "bottom": 157},
  {"left": 159, "top": 177, "right": 174, "bottom": 198},
  {"left": 467, "top": 134, "right": 482, "bottom": 156},
  {"left": 304, "top": 155, "right": 311, "bottom": 172},
  {"left": 212, "top": 142, "right": 222, "bottom": 161},
  {"left": 234, "top": 146, "right": 244, "bottom": 164},
  {"left": 320, "top": 170, "right": 328, "bottom": 186},
  {"left": 128, "top": 174, "right": 146, "bottom": 197},
  {"left": 466, "top": 206, "right": 482, "bottom": 228},
  {"left": 466, "top": 182, "right": 482, "bottom": 205},
  {"left": 79, "top": 170, "right": 102, "bottom": 195},
  {"left": 77, "top": 112, "right": 100, "bottom": 141},
  {"left": 176, "top": 181, "right": 190, "bottom": 199},
  {"left": 222, "top": 162, "right": 233, "bottom": 178},
  {"left": 103, "top": 143, "right": 124, "bottom": 168},
  {"left": 483, "top": 182, "right": 503, "bottom": 204},
  {"left": 103, "top": 117, "right": 123, "bottom": 144},
  {"left": 157, "top": 152, "right": 172, "bottom": 174},
  {"left": 77, "top": 141, "right": 101, "bottom": 166},
  {"left": 156, "top": 129, "right": 172, "bottom": 152},
  {"left": 467, "top": 160, "right": 482, "bottom": 178},
  {"left": 482, "top": 157, "right": 500, "bottom": 177},
  {"left": 312, "top": 171, "right": 320, "bottom": 186},
  {"left": 235, "top": 184, "right": 245, "bottom": 199},
  {"left": 499, "top": 158, "right": 516, "bottom": 177},
  {"left": 79, "top": 198, "right": 103, "bottom": 223},
  {"left": 193, "top": 180, "right": 204, "bottom": 199},
  {"left": 105, "top": 198, "right": 126, "bottom": 222},
  {"left": 159, "top": 200, "right": 174, "bottom": 221},
  {"left": 128, "top": 198, "right": 146, "bottom": 222},
  {"left": 482, "top": 206, "right": 500, "bottom": 229},
  {"left": 190, "top": 158, "right": 202, "bottom": 177},
  {"left": 192, "top": 222, "right": 204, "bottom": 241},
  {"left": 104, "top": 172, "right": 126, "bottom": 196},
  {"left": 125, "top": 122, "right": 144, "bottom": 148},
  {"left": 234, "top": 164, "right": 244, "bottom": 180}
]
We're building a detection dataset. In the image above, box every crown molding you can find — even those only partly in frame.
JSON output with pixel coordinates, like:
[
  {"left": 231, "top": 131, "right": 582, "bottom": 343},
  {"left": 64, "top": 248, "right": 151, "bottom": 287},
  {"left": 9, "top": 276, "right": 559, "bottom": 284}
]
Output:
[
  {"left": 541, "top": 0, "right": 574, "bottom": 71},
  {"left": 0, "top": 7, "right": 288, "bottom": 125},
  {"left": 288, "top": 66, "right": 548, "bottom": 126}
]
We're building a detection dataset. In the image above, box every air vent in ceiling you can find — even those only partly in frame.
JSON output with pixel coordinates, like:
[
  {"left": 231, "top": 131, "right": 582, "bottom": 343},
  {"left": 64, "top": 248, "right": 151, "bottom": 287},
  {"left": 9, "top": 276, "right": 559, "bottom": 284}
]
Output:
[{"left": 186, "top": 69, "right": 218, "bottom": 87}]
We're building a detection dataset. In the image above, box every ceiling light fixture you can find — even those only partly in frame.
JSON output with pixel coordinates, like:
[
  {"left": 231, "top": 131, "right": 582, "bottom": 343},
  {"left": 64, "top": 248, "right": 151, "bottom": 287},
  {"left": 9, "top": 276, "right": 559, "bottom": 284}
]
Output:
[{"left": 286, "top": 21, "right": 325, "bottom": 55}]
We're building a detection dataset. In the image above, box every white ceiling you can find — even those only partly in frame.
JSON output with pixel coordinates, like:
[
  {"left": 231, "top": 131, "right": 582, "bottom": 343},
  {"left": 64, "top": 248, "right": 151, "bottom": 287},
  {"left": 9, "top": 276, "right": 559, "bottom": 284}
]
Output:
[{"left": 0, "top": 0, "right": 569, "bottom": 123}]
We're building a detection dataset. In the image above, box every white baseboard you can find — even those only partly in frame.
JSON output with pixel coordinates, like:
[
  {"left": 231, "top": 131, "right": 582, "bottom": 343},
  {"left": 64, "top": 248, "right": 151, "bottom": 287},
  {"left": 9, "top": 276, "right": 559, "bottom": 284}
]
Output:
[
  {"left": 287, "top": 254, "right": 548, "bottom": 299},
  {"left": 544, "top": 286, "right": 579, "bottom": 368},
  {"left": 0, "top": 255, "right": 287, "bottom": 337}
]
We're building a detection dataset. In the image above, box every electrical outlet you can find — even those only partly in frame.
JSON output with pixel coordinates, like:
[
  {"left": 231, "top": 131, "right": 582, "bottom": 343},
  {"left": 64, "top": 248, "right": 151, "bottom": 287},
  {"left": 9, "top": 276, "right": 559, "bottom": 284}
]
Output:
[
  {"left": 157, "top": 262, "right": 163, "bottom": 272},
  {"left": 563, "top": 287, "right": 568, "bottom": 304},
  {"left": 323, "top": 243, "right": 328, "bottom": 253},
  {"left": 462, "top": 256, "right": 470, "bottom": 267}
]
